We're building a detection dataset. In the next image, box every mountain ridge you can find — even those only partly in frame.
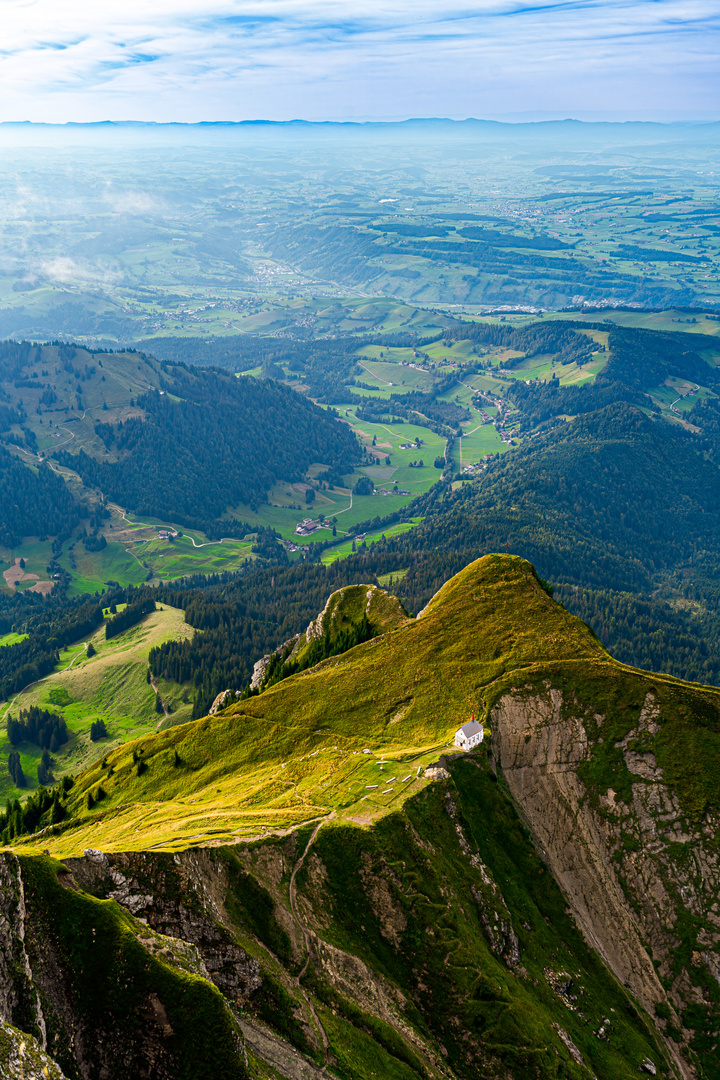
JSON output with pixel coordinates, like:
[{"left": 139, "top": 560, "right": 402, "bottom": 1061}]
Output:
[{"left": 5, "top": 554, "right": 720, "bottom": 1079}]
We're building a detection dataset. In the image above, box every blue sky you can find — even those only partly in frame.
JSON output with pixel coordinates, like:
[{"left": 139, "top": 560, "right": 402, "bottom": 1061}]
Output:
[{"left": 1, "top": 0, "right": 718, "bottom": 122}]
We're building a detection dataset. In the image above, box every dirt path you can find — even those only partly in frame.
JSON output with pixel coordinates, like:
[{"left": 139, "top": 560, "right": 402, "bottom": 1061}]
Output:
[
  {"left": 64, "top": 643, "right": 89, "bottom": 672},
  {"left": 358, "top": 360, "right": 392, "bottom": 386},
  {"left": 457, "top": 422, "right": 485, "bottom": 470},
  {"left": 669, "top": 383, "right": 699, "bottom": 409},
  {"left": 148, "top": 669, "right": 170, "bottom": 727},
  {"left": 329, "top": 490, "right": 353, "bottom": 517},
  {"left": 186, "top": 534, "right": 244, "bottom": 548},
  {"left": 289, "top": 820, "right": 331, "bottom": 1069},
  {"left": 0, "top": 642, "right": 88, "bottom": 722},
  {"left": 111, "top": 504, "right": 242, "bottom": 549}
]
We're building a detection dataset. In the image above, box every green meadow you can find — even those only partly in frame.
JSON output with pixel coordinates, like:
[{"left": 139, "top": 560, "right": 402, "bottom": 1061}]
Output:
[
  {"left": 0, "top": 604, "right": 197, "bottom": 802},
  {"left": 58, "top": 539, "right": 147, "bottom": 597},
  {"left": 18, "top": 555, "right": 614, "bottom": 857},
  {"left": 321, "top": 520, "right": 422, "bottom": 564},
  {"left": 236, "top": 409, "right": 447, "bottom": 546}
]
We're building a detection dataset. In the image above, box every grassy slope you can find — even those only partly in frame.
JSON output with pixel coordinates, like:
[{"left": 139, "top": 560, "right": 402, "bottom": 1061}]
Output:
[
  {"left": 16, "top": 555, "right": 720, "bottom": 860},
  {"left": 0, "top": 604, "right": 196, "bottom": 801},
  {"left": 20, "top": 555, "right": 610, "bottom": 855}
]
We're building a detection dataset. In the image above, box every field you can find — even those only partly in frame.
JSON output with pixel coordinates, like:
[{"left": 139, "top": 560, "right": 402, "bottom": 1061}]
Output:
[
  {"left": 648, "top": 376, "right": 717, "bottom": 419},
  {"left": 0, "top": 539, "right": 55, "bottom": 595},
  {"left": 57, "top": 539, "right": 147, "bottom": 597},
  {"left": 0, "top": 604, "right": 197, "bottom": 802},
  {"left": 0, "top": 128, "right": 717, "bottom": 359},
  {"left": 5, "top": 276, "right": 720, "bottom": 600},
  {"left": 235, "top": 410, "right": 448, "bottom": 548},
  {"left": 321, "top": 520, "right": 422, "bottom": 564}
]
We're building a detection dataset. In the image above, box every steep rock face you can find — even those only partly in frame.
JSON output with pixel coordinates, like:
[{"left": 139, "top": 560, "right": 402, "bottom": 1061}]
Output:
[
  {"left": 492, "top": 688, "right": 665, "bottom": 1008},
  {"left": 491, "top": 685, "right": 718, "bottom": 1079},
  {"left": 0, "top": 852, "right": 248, "bottom": 1080},
  {"left": 0, "top": 769, "right": 674, "bottom": 1080},
  {"left": 250, "top": 635, "right": 302, "bottom": 691},
  {"left": 0, "top": 854, "right": 46, "bottom": 1045},
  {"left": 65, "top": 848, "right": 263, "bottom": 1001}
]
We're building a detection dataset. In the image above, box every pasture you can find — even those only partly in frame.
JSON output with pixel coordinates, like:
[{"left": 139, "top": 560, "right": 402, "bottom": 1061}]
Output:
[
  {"left": 0, "top": 539, "right": 55, "bottom": 595},
  {"left": 0, "top": 603, "right": 197, "bottom": 802}
]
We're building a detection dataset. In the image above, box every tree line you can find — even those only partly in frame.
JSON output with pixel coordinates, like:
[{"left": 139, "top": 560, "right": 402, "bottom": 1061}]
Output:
[
  {"left": 261, "top": 612, "right": 375, "bottom": 691},
  {"left": 60, "top": 367, "right": 360, "bottom": 523},
  {"left": 0, "top": 444, "right": 82, "bottom": 547},
  {"left": 7, "top": 705, "right": 69, "bottom": 752},
  {"left": 0, "top": 596, "right": 104, "bottom": 700},
  {"left": 105, "top": 597, "right": 156, "bottom": 640},
  {"left": 0, "top": 776, "right": 73, "bottom": 842}
]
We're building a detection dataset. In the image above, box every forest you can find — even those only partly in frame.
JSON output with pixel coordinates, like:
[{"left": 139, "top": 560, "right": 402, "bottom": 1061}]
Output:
[
  {"left": 0, "top": 444, "right": 82, "bottom": 547},
  {"left": 105, "top": 596, "right": 156, "bottom": 640},
  {"left": 389, "top": 402, "right": 720, "bottom": 593},
  {"left": 0, "top": 595, "right": 105, "bottom": 700},
  {"left": 148, "top": 556, "right": 408, "bottom": 716},
  {"left": 6, "top": 705, "right": 69, "bottom": 752},
  {"left": 260, "top": 611, "right": 375, "bottom": 690},
  {"left": 60, "top": 368, "right": 360, "bottom": 524}
]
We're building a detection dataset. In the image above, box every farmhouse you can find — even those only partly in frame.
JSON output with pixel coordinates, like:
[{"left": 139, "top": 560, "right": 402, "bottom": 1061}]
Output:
[
  {"left": 295, "top": 518, "right": 320, "bottom": 536},
  {"left": 454, "top": 717, "right": 484, "bottom": 750}
]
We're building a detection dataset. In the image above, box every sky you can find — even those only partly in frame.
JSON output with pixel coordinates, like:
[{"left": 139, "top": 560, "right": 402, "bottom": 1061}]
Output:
[{"left": 0, "top": 0, "right": 718, "bottom": 123}]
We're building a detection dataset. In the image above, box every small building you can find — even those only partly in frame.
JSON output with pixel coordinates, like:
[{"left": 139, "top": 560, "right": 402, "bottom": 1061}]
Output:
[{"left": 454, "top": 717, "right": 484, "bottom": 751}]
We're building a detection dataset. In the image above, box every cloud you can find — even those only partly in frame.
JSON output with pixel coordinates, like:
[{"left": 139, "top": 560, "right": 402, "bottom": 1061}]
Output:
[
  {"left": 102, "top": 187, "right": 164, "bottom": 215},
  {"left": 0, "top": 0, "right": 716, "bottom": 120},
  {"left": 39, "top": 256, "right": 122, "bottom": 286}
]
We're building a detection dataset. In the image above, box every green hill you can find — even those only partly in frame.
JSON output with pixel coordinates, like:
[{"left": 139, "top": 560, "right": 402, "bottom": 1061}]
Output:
[
  {"left": 0, "top": 340, "right": 361, "bottom": 537},
  {"left": 0, "top": 603, "right": 197, "bottom": 801},
  {"left": 24, "top": 556, "right": 606, "bottom": 855},
  {"left": 26, "top": 552, "right": 720, "bottom": 859},
  {"left": 400, "top": 402, "right": 720, "bottom": 594},
  {"left": 6, "top": 554, "right": 720, "bottom": 1078}
]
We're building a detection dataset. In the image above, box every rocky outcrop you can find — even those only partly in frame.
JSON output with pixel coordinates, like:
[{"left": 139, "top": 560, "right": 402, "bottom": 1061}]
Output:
[
  {"left": 210, "top": 689, "right": 241, "bottom": 715},
  {"left": 444, "top": 790, "right": 520, "bottom": 967},
  {"left": 0, "top": 852, "right": 248, "bottom": 1080},
  {"left": 250, "top": 635, "right": 301, "bottom": 690},
  {"left": 65, "top": 848, "right": 262, "bottom": 1001},
  {"left": 0, "top": 854, "right": 45, "bottom": 1045},
  {"left": 0, "top": 1016, "right": 66, "bottom": 1079}
]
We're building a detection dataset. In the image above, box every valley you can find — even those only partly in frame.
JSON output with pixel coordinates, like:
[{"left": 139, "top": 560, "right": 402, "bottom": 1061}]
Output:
[
  {"left": 2, "top": 119, "right": 720, "bottom": 1080},
  {"left": 0, "top": 122, "right": 719, "bottom": 347}
]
